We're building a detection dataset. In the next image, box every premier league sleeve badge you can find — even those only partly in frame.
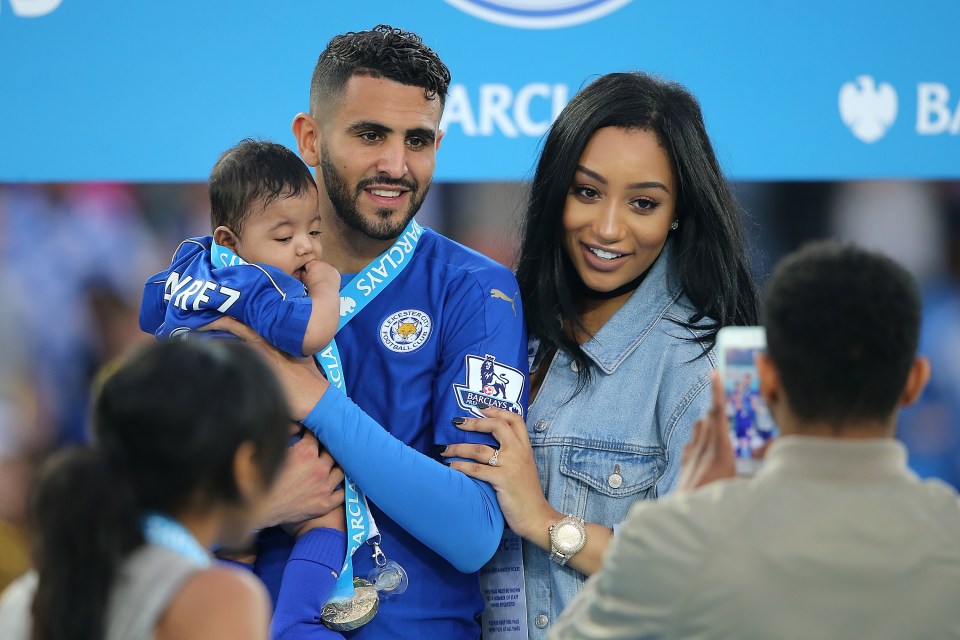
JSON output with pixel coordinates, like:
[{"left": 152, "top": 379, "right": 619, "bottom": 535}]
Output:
[{"left": 453, "top": 354, "right": 525, "bottom": 417}]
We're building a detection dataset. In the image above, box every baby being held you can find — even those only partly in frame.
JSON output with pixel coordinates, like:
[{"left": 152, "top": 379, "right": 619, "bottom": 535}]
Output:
[{"left": 140, "top": 138, "right": 341, "bottom": 357}]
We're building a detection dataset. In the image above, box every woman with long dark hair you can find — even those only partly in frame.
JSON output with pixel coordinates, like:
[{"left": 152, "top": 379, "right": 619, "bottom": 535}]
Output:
[
  {"left": 444, "top": 71, "right": 759, "bottom": 638},
  {"left": 0, "top": 340, "right": 342, "bottom": 640}
]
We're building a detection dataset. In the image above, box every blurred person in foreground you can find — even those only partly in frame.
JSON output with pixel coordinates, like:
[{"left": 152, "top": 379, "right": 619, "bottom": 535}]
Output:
[
  {"left": 0, "top": 340, "right": 344, "bottom": 640},
  {"left": 548, "top": 241, "right": 960, "bottom": 640}
]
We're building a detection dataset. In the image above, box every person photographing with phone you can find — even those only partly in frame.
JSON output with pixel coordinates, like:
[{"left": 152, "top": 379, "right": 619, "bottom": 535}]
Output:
[{"left": 548, "top": 240, "right": 960, "bottom": 640}]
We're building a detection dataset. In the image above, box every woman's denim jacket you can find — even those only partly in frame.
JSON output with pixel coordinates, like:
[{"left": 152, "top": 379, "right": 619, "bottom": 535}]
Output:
[{"left": 522, "top": 241, "right": 717, "bottom": 639}]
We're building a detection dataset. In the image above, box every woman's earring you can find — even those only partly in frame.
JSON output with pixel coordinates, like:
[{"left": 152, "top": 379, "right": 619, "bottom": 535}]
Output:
[{"left": 670, "top": 220, "right": 679, "bottom": 231}]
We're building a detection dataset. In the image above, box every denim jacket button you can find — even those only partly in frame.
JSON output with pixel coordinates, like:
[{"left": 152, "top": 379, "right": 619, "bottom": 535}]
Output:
[
  {"left": 608, "top": 472, "right": 624, "bottom": 489},
  {"left": 570, "top": 360, "right": 579, "bottom": 373},
  {"left": 535, "top": 614, "right": 550, "bottom": 628},
  {"left": 534, "top": 419, "right": 548, "bottom": 432}
]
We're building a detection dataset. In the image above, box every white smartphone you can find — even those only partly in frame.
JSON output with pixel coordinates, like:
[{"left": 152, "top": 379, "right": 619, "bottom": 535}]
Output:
[{"left": 715, "top": 326, "right": 777, "bottom": 475}]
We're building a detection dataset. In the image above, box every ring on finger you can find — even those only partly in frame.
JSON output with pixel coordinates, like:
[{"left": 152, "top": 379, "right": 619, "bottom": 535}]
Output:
[{"left": 488, "top": 449, "right": 500, "bottom": 467}]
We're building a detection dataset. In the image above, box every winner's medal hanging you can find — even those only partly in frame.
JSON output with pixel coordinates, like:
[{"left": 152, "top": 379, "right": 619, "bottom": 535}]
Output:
[
  {"left": 320, "top": 524, "right": 410, "bottom": 631},
  {"left": 314, "top": 218, "right": 422, "bottom": 630},
  {"left": 321, "top": 578, "right": 380, "bottom": 631},
  {"left": 319, "top": 477, "right": 380, "bottom": 632}
]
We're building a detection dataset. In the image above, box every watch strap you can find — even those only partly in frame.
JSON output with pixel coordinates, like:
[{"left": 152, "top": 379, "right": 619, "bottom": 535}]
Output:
[{"left": 550, "top": 547, "right": 572, "bottom": 566}]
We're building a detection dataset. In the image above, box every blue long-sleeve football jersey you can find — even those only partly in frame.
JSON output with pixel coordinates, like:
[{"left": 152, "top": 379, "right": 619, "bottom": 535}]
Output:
[{"left": 263, "top": 226, "right": 529, "bottom": 640}]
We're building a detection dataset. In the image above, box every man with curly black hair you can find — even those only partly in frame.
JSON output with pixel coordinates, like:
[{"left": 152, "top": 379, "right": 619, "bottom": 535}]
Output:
[{"left": 249, "top": 25, "right": 528, "bottom": 639}]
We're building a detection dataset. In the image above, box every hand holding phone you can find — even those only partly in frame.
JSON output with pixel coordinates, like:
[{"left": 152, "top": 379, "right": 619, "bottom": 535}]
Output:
[
  {"left": 716, "top": 326, "right": 778, "bottom": 475},
  {"left": 677, "top": 371, "right": 737, "bottom": 492}
]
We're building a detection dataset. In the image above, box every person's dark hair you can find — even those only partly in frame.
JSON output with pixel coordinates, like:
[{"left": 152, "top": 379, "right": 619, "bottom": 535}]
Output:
[
  {"left": 209, "top": 138, "right": 317, "bottom": 236},
  {"left": 28, "top": 340, "right": 290, "bottom": 640},
  {"left": 764, "top": 241, "right": 921, "bottom": 426},
  {"left": 309, "top": 24, "right": 451, "bottom": 118},
  {"left": 516, "top": 71, "right": 758, "bottom": 380}
]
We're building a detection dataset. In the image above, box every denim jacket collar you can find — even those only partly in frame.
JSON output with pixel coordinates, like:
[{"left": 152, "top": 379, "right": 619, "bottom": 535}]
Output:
[{"left": 581, "top": 239, "right": 684, "bottom": 375}]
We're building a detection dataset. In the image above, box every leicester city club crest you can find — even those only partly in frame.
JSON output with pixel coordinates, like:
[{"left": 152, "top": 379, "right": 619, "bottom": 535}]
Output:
[
  {"left": 453, "top": 354, "right": 525, "bottom": 417},
  {"left": 380, "top": 309, "right": 432, "bottom": 353}
]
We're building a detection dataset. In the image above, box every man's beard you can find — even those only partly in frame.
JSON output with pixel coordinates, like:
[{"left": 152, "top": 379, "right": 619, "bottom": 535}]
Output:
[{"left": 320, "top": 143, "right": 429, "bottom": 241}]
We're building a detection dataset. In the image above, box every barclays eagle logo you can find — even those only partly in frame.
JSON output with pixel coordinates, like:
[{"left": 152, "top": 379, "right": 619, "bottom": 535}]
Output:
[
  {"left": 339, "top": 296, "right": 357, "bottom": 317},
  {"left": 839, "top": 75, "right": 898, "bottom": 143}
]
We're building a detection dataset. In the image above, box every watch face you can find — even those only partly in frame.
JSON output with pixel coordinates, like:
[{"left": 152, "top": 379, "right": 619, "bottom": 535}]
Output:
[{"left": 554, "top": 522, "right": 584, "bottom": 553}]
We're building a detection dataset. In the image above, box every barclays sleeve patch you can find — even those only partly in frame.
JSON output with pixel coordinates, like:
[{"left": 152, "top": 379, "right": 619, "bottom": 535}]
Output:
[{"left": 453, "top": 354, "right": 525, "bottom": 418}]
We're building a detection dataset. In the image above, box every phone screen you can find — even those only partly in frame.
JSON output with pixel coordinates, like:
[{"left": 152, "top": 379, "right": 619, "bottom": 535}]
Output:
[{"left": 721, "top": 346, "right": 777, "bottom": 472}]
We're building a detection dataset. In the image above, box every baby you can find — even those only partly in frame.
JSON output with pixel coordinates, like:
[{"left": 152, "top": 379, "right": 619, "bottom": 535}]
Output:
[{"left": 139, "top": 138, "right": 340, "bottom": 357}]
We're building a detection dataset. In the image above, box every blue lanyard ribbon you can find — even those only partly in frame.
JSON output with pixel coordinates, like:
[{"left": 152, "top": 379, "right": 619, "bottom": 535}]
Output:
[
  {"left": 210, "top": 240, "right": 248, "bottom": 268},
  {"left": 211, "top": 219, "right": 423, "bottom": 603},
  {"left": 317, "top": 218, "right": 422, "bottom": 602},
  {"left": 142, "top": 511, "right": 211, "bottom": 568},
  {"left": 314, "top": 218, "right": 424, "bottom": 394}
]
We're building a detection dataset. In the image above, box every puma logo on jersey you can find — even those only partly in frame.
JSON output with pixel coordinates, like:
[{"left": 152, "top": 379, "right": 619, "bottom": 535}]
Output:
[{"left": 490, "top": 289, "right": 519, "bottom": 317}]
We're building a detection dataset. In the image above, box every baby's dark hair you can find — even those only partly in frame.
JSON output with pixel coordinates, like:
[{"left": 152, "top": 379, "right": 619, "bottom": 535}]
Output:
[{"left": 209, "top": 138, "right": 316, "bottom": 235}]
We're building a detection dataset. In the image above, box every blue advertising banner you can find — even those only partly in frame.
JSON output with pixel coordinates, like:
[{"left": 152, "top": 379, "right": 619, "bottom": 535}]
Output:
[{"left": 0, "top": 0, "right": 957, "bottom": 181}]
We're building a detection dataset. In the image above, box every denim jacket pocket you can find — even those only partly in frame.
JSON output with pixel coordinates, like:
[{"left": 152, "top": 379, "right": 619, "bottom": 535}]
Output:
[{"left": 558, "top": 443, "right": 664, "bottom": 525}]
